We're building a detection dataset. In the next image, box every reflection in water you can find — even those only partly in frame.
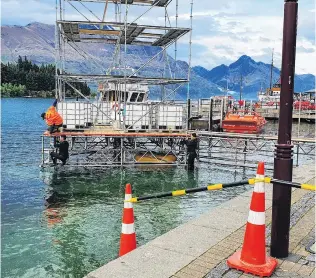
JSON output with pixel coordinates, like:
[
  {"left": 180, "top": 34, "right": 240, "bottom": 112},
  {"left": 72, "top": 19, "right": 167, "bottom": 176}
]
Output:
[{"left": 35, "top": 166, "right": 254, "bottom": 278}]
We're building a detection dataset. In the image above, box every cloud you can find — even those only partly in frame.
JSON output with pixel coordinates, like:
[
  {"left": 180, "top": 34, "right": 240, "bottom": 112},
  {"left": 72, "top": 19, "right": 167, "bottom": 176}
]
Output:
[
  {"left": 1, "top": 0, "right": 56, "bottom": 25},
  {"left": 1, "top": 0, "right": 315, "bottom": 74},
  {"left": 297, "top": 46, "right": 315, "bottom": 54}
]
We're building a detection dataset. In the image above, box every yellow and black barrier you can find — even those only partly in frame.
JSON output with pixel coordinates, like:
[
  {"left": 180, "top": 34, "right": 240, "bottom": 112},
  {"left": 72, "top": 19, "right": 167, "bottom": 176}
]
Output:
[
  {"left": 269, "top": 178, "right": 315, "bottom": 191},
  {"left": 127, "top": 179, "right": 251, "bottom": 203},
  {"left": 126, "top": 177, "right": 315, "bottom": 203}
]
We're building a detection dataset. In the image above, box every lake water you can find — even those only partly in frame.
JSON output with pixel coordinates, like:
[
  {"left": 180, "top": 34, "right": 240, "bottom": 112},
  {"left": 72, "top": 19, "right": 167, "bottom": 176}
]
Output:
[{"left": 1, "top": 98, "right": 314, "bottom": 278}]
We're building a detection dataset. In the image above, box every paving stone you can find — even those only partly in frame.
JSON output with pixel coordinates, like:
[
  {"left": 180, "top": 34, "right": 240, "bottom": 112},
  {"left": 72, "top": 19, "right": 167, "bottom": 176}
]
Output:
[
  {"left": 277, "top": 259, "right": 285, "bottom": 265},
  {"left": 298, "top": 258, "right": 309, "bottom": 265},
  {"left": 198, "top": 254, "right": 221, "bottom": 265},
  {"left": 174, "top": 270, "right": 198, "bottom": 278},
  {"left": 193, "top": 258, "right": 217, "bottom": 269},
  {"left": 181, "top": 267, "right": 205, "bottom": 278},
  {"left": 186, "top": 262, "right": 210, "bottom": 275},
  {"left": 272, "top": 270, "right": 302, "bottom": 277},
  {"left": 309, "top": 269, "right": 315, "bottom": 277},
  {"left": 216, "top": 241, "right": 241, "bottom": 251},
  {"left": 205, "top": 261, "right": 230, "bottom": 278},
  {"left": 222, "top": 269, "right": 243, "bottom": 278},
  {"left": 204, "top": 248, "right": 229, "bottom": 260},
  {"left": 284, "top": 253, "right": 302, "bottom": 263},
  {"left": 280, "top": 261, "right": 296, "bottom": 271},
  {"left": 296, "top": 265, "right": 315, "bottom": 276},
  {"left": 289, "top": 263, "right": 304, "bottom": 273},
  {"left": 296, "top": 246, "right": 310, "bottom": 257}
]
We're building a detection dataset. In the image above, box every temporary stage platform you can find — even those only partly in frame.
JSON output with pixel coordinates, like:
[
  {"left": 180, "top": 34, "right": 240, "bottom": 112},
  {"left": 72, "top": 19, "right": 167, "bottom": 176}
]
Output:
[{"left": 41, "top": 130, "right": 190, "bottom": 168}]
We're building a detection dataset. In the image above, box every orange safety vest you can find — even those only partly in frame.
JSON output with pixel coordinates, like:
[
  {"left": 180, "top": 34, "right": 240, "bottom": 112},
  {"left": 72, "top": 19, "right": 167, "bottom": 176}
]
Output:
[{"left": 45, "top": 106, "right": 63, "bottom": 126}]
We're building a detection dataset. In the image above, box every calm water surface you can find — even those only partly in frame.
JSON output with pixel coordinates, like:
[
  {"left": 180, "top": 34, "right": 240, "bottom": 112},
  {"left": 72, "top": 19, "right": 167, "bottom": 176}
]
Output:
[{"left": 1, "top": 98, "right": 314, "bottom": 278}]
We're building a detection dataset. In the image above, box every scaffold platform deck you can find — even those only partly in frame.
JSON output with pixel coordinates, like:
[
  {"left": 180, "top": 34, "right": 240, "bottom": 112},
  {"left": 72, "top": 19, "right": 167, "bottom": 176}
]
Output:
[
  {"left": 43, "top": 130, "right": 189, "bottom": 137},
  {"left": 58, "top": 74, "right": 188, "bottom": 85},
  {"left": 58, "top": 20, "right": 190, "bottom": 46},
  {"left": 70, "top": 0, "right": 172, "bottom": 7}
]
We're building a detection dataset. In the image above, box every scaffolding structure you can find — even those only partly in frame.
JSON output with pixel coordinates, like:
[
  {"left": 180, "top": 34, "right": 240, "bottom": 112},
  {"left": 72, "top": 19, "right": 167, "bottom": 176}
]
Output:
[
  {"left": 55, "top": 0, "right": 194, "bottom": 132},
  {"left": 39, "top": 0, "right": 196, "bottom": 168}
]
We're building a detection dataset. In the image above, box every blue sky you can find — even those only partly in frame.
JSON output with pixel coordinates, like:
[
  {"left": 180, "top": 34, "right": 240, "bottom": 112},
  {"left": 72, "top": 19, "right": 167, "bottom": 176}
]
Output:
[{"left": 1, "top": 0, "right": 315, "bottom": 74}]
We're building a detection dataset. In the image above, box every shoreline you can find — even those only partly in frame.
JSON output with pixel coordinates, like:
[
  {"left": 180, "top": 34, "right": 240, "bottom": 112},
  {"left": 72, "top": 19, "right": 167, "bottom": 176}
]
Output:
[{"left": 86, "top": 162, "right": 315, "bottom": 278}]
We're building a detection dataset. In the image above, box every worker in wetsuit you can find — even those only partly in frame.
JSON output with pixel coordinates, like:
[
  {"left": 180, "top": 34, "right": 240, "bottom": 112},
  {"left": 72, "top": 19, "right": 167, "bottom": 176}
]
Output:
[
  {"left": 41, "top": 99, "right": 63, "bottom": 134},
  {"left": 50, "top": 135, "right": 69, "bottom": 165},
  {"left": 185, "top": 133, "right": 198, "bottom": 171}
]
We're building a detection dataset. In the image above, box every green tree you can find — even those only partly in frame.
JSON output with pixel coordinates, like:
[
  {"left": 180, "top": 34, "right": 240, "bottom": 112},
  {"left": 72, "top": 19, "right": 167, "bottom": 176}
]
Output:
[{"left": 1, "top": 57, "right": 91, "bottom": 97}]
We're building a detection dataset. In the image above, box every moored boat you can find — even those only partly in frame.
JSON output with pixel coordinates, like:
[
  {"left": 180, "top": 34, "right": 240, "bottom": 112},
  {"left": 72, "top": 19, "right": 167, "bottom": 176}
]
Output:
[{"left": 222, "top": 111, "right": 267, "bottom": 134}]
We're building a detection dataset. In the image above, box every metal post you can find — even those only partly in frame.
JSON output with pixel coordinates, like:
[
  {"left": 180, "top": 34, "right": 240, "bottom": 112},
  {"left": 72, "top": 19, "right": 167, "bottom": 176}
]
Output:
[
  {"left": 243, "top": 139, "right": 248, "bottom": 165},
  {"left": 240, "top": 74, "right": 243, "bottom": 101},
  {"left": 296, "top": 144, "right": 299, "bottom": 166},
  {"left": 41, "top": 136, "right": 45, "bottom": 166},
  {"left": 121, "top": 137, "right": 124, "bottom": 166},
  {"left": 270, "top": 0, "right": 298, "bottom": 258},
  {"left": 187, "top": 99, "right": 191, "bottom": 130},
  {"left": 220, "top": 99, "right": 224, "bottom": 126},
  {"left": 209, "top": 98, "right": 213, "bottom": 131},
  {"left": 298, "top": 92, "right": 301, "bottom": 137}
]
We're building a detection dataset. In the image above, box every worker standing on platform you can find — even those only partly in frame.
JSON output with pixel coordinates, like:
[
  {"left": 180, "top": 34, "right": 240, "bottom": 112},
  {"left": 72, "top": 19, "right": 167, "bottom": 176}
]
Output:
[
  {"left": 184, "top": 133, "right": 198, "bottom": 171},
  {"left": 50, "top": 135, "right": 69, "bottom": 166},
  {"left": 41, "top": 99, "right": 63, "bottom": 134}
]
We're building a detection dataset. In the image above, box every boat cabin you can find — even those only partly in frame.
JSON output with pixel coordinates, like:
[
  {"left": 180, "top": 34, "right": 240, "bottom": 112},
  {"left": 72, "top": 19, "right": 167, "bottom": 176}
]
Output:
[
  {"left": 98, "top": 83, "right": 148, "bottom": 103},
  {"left": 97, "top": 67, "right": 149, "bottom": 103}
]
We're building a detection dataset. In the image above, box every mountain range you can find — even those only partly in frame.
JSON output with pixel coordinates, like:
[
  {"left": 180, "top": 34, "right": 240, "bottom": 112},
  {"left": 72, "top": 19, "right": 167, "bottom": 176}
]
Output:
[{"left": 1, "top": 22, "right": 315, "bottom": 100}]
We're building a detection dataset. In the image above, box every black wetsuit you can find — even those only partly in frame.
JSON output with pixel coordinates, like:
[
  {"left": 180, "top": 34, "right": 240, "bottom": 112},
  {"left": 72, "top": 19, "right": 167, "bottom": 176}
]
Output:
[
  {"left": 185, "top": 138, "right": 198, "bottom": 170},
  {"left": 50, "top": 141, "right": 69, "bottom": 165}
]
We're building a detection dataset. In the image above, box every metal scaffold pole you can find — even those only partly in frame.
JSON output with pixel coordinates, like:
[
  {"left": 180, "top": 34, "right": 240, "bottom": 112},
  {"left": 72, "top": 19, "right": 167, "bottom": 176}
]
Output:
[{"left": 187, "top": 0, "right": 193, "bottom": 104}]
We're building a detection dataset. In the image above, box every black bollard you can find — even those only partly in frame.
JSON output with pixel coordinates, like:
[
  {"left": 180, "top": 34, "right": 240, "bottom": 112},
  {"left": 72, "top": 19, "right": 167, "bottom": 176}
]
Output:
[{"left": 270, "top": 0, "right": 298, "bottom": 258}]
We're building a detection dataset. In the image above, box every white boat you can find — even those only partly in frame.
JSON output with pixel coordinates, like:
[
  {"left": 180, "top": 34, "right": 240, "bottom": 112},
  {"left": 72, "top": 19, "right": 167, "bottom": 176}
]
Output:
[{"left": 258, "top": 79, "right": 281, "bottom": 102}]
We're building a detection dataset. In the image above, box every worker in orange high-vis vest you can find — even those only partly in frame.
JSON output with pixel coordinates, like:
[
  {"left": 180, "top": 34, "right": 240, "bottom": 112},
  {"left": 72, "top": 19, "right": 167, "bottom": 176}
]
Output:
[{"left": 41, "top": 99, "right": 63, "bottom": 134}]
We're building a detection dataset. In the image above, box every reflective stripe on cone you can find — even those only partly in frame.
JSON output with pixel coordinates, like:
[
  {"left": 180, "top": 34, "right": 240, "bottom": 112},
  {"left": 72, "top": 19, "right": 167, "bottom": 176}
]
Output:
[{"left": 119, "top": 184, "right": 137, "bottom": 257}]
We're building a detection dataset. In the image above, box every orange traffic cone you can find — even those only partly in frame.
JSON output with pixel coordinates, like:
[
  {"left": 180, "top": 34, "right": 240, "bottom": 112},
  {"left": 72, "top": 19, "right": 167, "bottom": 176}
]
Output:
[
  {"left": 119, "top": 183, "right": 136, "bottom": 256},
  {"left": 227, "top": 162, "right": 277, "bottom": 277}
]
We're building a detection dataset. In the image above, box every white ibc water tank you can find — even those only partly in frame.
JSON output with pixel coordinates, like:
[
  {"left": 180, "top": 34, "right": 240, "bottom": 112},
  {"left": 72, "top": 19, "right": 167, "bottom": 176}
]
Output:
[
  {"left": 57, "top": 101, "right": 86, "bottom": 129},
  {"left": 125, "top": 103, "right": 151, "bottom": 129},
  {"left": 157, "top": 105, "right": 183, "bottom": 130},
  {"left": 91, "top": 102, "right": 112, "bottom": 125}
]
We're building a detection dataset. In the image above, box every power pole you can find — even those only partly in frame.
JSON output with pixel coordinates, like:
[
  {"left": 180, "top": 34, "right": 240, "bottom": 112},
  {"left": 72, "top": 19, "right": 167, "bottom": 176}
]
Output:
[
  {"left": 270, "top": 0, "right": 298, "bottom": 258},
  {"left": 269, "top": 49, "right": 274, "bottom": 92},
  {"left": 239, "top": 74, "right": 243, "bottom": 101}
]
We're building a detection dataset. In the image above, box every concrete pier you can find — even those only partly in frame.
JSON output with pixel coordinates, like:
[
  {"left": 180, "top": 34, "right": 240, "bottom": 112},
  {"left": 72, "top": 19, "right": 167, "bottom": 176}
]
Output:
[{"left": 86, "top": 163, "right": 315, "bottom": 278}]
